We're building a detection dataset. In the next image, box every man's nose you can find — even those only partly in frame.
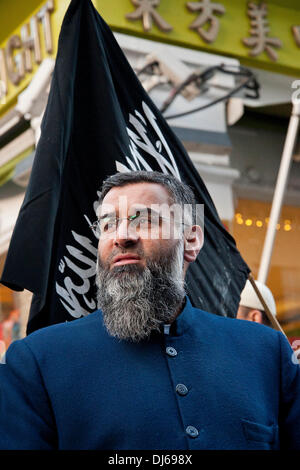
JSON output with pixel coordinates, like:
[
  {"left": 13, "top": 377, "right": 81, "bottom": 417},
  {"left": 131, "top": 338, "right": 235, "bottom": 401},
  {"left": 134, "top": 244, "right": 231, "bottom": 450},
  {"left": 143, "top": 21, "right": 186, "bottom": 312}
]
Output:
[{"left": 113, "top": 219, "right": 139, "bottom": 248}]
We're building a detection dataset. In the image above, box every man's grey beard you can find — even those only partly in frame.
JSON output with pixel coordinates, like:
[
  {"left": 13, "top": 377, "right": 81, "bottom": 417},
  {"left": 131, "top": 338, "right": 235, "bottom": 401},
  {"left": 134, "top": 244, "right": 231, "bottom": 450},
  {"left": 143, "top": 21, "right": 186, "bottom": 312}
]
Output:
[{"left": 95, "top": 241, "right": 186, "bottom": 342}]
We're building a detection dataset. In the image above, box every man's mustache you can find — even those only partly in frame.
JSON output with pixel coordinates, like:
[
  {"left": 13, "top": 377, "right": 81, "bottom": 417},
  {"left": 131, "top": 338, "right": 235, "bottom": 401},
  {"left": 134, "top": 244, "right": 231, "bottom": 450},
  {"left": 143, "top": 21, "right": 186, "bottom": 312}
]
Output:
[{"left": 99, "top": 247, "right": 145, "bottom": 268}]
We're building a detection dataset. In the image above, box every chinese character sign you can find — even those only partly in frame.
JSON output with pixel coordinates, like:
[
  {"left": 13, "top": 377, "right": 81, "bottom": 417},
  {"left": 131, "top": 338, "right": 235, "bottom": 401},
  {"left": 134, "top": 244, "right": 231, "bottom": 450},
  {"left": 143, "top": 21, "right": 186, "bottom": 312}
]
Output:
[
  {"left": 126, "top": 0, "right": 173, "bottom": 32},
  {"left": 186, "top": 0, "right": 226, "bottom": 43},
  {"left": 292, "top": 25, "right": 300, "bottom": 47},
  {"left": 122, "top": 0, "right": 300, "bottom": 68},
  {"left": 243, "top": 2, "right": 282, "bottom": 61}
]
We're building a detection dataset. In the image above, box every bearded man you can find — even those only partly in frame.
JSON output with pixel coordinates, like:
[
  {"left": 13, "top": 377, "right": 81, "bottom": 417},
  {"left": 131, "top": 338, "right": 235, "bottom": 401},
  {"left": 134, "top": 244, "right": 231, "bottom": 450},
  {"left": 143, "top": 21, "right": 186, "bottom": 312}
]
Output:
[{"left": 0, "top": 171, "right": 299, "bottom": 450}]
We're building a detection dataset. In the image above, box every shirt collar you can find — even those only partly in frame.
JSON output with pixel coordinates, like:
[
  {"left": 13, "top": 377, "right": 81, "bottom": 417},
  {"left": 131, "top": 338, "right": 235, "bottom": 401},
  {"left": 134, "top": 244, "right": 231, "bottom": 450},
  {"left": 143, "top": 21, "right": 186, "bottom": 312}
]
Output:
[{"left": 169, "top": 296, "right": 196, "bottom": 336}]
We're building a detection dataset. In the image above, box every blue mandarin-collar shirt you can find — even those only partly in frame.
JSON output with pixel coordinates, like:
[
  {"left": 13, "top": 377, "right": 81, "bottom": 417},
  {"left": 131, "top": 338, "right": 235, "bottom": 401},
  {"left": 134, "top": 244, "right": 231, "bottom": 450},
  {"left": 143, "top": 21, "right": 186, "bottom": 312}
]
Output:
[{"left": 0, "top": 297, "right": 299, "bottom": 450}]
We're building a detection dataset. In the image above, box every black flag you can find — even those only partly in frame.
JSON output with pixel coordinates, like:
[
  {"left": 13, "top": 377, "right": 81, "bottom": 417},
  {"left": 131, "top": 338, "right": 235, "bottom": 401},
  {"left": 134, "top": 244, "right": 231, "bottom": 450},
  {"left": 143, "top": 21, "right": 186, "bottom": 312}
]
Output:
[{"left": 1, "top": 0, "right": 249, "bottom": 334}]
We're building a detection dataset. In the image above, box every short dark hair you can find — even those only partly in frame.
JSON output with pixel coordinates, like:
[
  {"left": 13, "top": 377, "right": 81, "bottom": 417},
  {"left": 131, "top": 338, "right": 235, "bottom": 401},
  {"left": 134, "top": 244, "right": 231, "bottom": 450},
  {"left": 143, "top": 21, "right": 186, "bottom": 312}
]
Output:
[{"left": 98, "top": 171, "right": 198, "bottom": 224}]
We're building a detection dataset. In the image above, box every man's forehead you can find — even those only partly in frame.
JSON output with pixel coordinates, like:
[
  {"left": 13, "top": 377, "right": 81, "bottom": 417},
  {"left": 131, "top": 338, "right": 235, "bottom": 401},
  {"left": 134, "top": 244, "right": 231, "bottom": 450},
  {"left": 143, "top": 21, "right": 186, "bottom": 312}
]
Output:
[
  {"left": 100, "top": 182, "right": 173, "bottom": 208},
  {"left": 99, "top": 204, "right": 160, "bottom": 218}
]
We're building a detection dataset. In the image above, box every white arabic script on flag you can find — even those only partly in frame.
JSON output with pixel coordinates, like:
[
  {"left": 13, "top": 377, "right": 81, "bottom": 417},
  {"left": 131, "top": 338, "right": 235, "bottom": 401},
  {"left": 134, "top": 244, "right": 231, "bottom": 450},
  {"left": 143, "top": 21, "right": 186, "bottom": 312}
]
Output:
[{"left": 55, "top": 102, "right": 181, "bottom": 318}]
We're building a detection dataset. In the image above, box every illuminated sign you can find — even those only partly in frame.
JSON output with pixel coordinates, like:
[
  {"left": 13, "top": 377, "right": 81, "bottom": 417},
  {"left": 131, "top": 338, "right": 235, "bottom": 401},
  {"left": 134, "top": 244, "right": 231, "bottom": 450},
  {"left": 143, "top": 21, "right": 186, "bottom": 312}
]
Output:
[
  {"left": 1, "top": 0, "right": 300, "bottom": 112},
  {"left": 0, "top": 0, "right": 55, "bottom": 106}
]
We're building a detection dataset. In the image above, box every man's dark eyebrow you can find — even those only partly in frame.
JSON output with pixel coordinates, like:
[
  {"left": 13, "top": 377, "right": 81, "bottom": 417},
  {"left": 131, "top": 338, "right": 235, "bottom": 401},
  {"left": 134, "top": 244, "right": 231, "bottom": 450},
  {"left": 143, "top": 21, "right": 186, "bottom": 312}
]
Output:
[
  {"left": 130, "top": 207, "right": 160, "bottom": 217},
  {"left": 99, "top": 212, "right": 116, "bottom": 220},
  {"left": 99, "top": 208, "right": 162, "bottom": 220}
]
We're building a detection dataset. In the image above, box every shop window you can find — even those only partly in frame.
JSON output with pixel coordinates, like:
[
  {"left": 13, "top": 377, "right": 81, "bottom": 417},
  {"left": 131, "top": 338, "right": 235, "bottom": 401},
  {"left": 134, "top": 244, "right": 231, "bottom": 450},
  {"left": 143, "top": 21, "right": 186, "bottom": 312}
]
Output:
[
  {"left": 0, "top": 285, "right": 21, "bottom": 360},
  {"left": 232, "top": 199, "right": 300, "bottom": 340}
]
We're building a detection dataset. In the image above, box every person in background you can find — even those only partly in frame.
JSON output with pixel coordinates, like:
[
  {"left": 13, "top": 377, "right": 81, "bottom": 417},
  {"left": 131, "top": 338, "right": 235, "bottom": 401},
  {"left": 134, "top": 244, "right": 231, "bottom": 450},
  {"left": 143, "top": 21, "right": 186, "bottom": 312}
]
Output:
[
  {"left": 237, "top": 280, "right": 300, "bottom": 365},
  {"left": 236, "top": 279, "right": 276, "bottom": 328}
]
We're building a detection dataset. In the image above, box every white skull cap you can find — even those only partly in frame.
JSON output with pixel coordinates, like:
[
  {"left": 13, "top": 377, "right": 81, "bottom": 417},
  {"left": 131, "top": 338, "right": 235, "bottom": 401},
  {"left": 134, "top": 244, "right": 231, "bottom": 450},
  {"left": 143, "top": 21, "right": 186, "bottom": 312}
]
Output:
[{"left": 239, "top": 280, "right": 277, "bottom": 316}]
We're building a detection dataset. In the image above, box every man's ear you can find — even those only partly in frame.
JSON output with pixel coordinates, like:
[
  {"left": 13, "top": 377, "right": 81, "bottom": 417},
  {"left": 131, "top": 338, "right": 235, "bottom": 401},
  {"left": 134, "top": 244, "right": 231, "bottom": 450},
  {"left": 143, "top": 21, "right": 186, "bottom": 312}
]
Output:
[
  {"left": 247, "top": 309, "right": 264, "bottom": 324},
  {"left": 183, "top": 225, "right": 204, "bottom": 263}
]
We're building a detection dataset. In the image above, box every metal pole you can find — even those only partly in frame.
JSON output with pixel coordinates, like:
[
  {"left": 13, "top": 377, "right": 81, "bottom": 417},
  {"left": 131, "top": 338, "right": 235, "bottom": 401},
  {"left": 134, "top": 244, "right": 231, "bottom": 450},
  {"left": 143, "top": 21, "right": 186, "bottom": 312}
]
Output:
[{"left": 257, "top": 101, "right": 300, "bottom": 284}]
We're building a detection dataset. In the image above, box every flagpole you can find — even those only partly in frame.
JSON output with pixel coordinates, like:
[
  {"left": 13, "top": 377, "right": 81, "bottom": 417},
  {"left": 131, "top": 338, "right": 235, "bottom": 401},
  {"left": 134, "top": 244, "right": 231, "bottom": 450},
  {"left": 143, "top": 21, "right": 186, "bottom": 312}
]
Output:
[
  {"left": 257, "top": 101, "right": 300, "bottom": 284},
  {"left": 248, "top": 274, "right": 286, "bottom": 336}
]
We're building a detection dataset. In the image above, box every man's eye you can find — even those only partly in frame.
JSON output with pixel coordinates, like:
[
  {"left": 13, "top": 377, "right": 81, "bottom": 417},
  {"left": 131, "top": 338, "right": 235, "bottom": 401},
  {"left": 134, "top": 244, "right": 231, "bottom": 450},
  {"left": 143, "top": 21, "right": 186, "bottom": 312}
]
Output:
[
  {"left": 101, "top": 220, "right": 116, "bottom": 232},
  {"left": 130, "top": 217, "right": 146, "bottom": 226},
  {"left": 136, "top": 216, "right": 160, "bottom": 226}
]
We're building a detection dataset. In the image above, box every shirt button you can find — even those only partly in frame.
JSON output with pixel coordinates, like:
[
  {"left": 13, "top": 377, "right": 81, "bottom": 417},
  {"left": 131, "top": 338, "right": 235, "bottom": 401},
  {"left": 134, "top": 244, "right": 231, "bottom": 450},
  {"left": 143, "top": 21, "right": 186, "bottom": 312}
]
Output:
[
  {"left": 176, "top": 383, "right": 188, "bottom": 396},
  {"left": 166, "top": 346, "right": 177, "bottom": 357},
  {"left": 186, "top": 425, "right": 199, "bottom": 438}
]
